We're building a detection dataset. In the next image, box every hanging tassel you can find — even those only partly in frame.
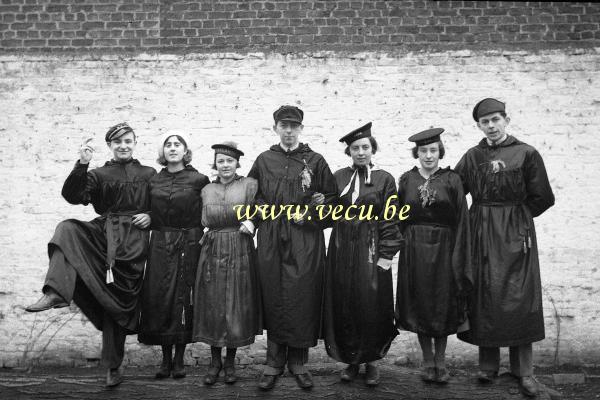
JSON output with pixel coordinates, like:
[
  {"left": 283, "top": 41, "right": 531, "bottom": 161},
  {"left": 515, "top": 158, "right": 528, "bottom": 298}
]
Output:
[
  {"left": 523, "top": 240, "right": 527, "bottom": 254},
  {"left": 106, "top": 261, "right": 115, "bottom": 284},
  {"left": 189, "top": 287, "right": 193, "bottom": 306},
  {"left": 366, "top": 164, "right": 372, "bottom": 186},
  {"left": 181, "top": 308, "right": 185, "bottom": 325},
  {"left": 527, "top": 235, "right": 532, "bottom": 248},
  {"left": 368, "top": 235, "right": 375, "bottom": 264}
]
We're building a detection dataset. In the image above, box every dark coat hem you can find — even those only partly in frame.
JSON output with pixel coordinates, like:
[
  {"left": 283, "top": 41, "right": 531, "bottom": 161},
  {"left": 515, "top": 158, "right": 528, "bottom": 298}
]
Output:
[
  {"left": 264, "top": 334, "right": 319, "bottom": 349},
  {"left": 138, "top": 332, "right": 193, "bottom": 345},
  {"left": 396, "top": 323, "right": 460, "bottom": 338},
  {"left": 457, "top": 332, "right": 545, "bottom": 347},
  {"left": 192, "top": 335, "right": 256, "bottom": 348}
]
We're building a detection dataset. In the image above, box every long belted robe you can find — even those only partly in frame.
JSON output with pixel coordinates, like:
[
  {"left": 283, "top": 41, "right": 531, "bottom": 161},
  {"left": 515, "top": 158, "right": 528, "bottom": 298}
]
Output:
[
  {"left": 248, "top": 143, "right": 337, "bottom": 348},
  {"left": 455, "top": 136, "right": 555, "bottom": 347},
  {"left": 50, "top": 159, "right": 156, "bottom": 332},
  {"left": 138, "top": 165, "right": 209, "bottom": 345},
  {"left": 323, "top": 167, "right": 402, "bottom": 364},
  {"left": 193, "top": 175, "right": 262, "bottom": 347},
  {"left": 395, "top": 167, "right": 472, "bottom": 337}
]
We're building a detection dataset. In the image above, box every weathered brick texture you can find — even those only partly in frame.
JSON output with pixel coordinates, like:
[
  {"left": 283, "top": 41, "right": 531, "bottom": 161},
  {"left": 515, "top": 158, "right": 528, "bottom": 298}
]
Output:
[
  {"left": 0, "top": 1, "right": 599, "bottom": 52},
  {"left": 0, "top": 48, "right": 598, "bottom": 368}
]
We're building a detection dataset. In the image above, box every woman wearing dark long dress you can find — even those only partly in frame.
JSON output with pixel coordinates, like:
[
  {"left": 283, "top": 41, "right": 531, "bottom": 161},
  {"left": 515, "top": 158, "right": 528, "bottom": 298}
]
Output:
[
  {"left": 138, "top": 133, "right": 210, "bottom": 379},
  {"left": 25, "top": 123, "right": 155, "bottom": 387},
  {"left": 193, "top": 142, "right": 261, "bottom": 385},
  {"left": 395, "top": 128, "right": 472, "bottom": 384},
  {"left": 323, "top": 122, "right": 402, "bottom": 386}
]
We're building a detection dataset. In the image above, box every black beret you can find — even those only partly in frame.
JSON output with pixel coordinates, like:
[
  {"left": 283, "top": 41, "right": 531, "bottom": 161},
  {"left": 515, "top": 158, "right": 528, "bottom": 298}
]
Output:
[
  {"left": 339, "top": 122, "right": 372, "bottom": 145},
  {"left": 472, "top": 98, "right": 505, "bottom": 121},
  {"left": 105, "top": 122, "right": 134, "bottom": 142},
  {"left": 408, "top": 128, "right": 444, "bottom": 146},
  {"left": 273, "top": 105, "right": 304, "bottom": 124},
  {"left": 211, "top": 142, "right": 244, "bottom": 160}
]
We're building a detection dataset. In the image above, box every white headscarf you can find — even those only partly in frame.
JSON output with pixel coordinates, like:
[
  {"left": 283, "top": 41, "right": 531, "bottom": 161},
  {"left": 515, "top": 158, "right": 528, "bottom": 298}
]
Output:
[{"left": 157, "top": 132, "right": 191, "bottom": 160}]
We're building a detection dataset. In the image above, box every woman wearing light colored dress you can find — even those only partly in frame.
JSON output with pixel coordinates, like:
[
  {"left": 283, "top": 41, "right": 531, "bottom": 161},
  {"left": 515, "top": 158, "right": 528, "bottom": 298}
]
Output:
[{"left": 193, "top": 142, "right": 261, "bottom": 385}]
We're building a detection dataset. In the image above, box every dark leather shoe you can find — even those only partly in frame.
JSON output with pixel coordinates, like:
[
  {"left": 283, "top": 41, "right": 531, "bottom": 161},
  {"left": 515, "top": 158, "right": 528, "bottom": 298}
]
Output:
[
  {"left": 520, "top": 376, "right": 538, "bottom": 397},
  {"left": 106, "top": 368, "right": 123, "bottom": 387},
  {"left": 258, "top": 373, "right": 278, "bottom": 390},
  {"left": 340, "top": 364, "right": 359, "bottom": 382},
  {"left": 203, "top": 365, "right": 221, "bottom": 385},
  {"left": 477, "top": 370, "right": 498, "bottom": 383},
  {"left": 421, "top": 366, "right": 436, "bottom": 383},
  {"left": 172, "top": 365, "right": 186, "bottom": 379},
  {"left": 435, "top": 367, "right": 450, "bottom": 384},
  {"left": 365, "top": 364, "right": 380, "bottom": 386},
  {"left": 25, "top": 293, "right": 69, "bottom": 312},
  {"left": 295, "top": 372, "right": 313, "bottom": 389},
  {"left": 223, "top": 365, "right": 237, "bottom": 384},
  {"left": 154, "top": 364, "right": 171, "bottom": 379}
]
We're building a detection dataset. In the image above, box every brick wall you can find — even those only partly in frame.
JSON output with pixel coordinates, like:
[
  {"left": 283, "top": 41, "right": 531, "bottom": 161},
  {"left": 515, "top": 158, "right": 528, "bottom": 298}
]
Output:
[
  {"left": 1, "top": 1, "right": 599, "bottom": 53},
  {"left": 1, "top": 47, "right": 599, "bottom": 368}
]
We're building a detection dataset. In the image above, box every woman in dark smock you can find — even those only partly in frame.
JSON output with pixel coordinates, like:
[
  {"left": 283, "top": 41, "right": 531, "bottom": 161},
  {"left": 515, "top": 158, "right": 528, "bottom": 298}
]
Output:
[
  {"left": 25, "top": 123, "right": 155, "bottom": 387},
  {"left": 138, "top": 133, "right": 209, "bottom": 379},
  {"left": 323, "top": 123, "right": 402, "bottom": 387},
  {"left": 395, "top": 128, "right": 472, "bottom": 384},
  {"left": 193, "top": 142, "right": 261, "bottom": 385}
]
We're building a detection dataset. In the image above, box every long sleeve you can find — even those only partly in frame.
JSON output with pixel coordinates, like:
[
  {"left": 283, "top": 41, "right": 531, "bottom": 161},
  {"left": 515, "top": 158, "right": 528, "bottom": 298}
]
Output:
[
  {"left": 377, "top": 174, "right": 402, "bottom": 261},
  {"left": 396, "top": 172, "right": 410, "bottom": 235},
  {"left": 524, "top": 149, "right": 555, "bottom": 218},
  {"left": 61, "top": 161, "right": 100, "bottom": 206},
  {"left": 306, "top": 156, "right": 338, "bottom": 230},
  {"left": 247, "top": 158, "right": 266, "bottom": 226},
  {"left": 454, "top": 153, "right": 471, "bottom": 196},
  {"left": 239, "top": 177, "right": 259, "bottom": 233},
  {"left": 450, "top": 173, "right": 473, "bottom": 297},
  {"left": 198, "top": 175, "right": 211, "bottom": 227}
]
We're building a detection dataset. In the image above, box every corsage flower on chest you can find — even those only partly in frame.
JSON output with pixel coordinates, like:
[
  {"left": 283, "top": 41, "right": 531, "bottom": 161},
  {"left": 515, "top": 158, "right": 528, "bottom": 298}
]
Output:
[
  {"left": 418, "top": 176, "right": 438, "bottom": 208},
  {"left": 299, "top": 159, "right": 313, "bottom": 192}
]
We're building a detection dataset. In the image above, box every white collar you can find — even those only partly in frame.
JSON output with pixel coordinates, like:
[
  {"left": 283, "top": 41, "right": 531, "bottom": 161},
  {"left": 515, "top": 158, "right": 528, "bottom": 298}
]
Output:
[{"left": 486, "top": 134, "right": 508, "bottom": 147}]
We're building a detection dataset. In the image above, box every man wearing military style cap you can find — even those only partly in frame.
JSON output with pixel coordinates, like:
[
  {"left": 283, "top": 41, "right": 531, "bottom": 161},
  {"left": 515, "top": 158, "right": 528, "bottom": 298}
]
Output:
[
  {"left": 248, "top": 105, "right": 337, "bottom": 390},
  {"left": 455, "top": 98, "right": 555, "bottom": 397}
]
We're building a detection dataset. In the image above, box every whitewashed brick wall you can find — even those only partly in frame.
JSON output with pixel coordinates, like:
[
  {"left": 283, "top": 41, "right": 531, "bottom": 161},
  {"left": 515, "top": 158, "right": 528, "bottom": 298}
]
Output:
[{"left": 0, "top": 48, "right": 598, "bottom": 368}]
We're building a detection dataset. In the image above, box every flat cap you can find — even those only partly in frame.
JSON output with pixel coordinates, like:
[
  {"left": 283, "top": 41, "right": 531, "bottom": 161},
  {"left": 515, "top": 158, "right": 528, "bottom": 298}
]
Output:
[
  {"left": 105, "top": 122, "right": 134, "bottom": 142},
  {"left": 473, "top": 98, "right": 505, "bottom": 121},
  {"left": 273, "top": 105, "right": 304, "bottom": 124}
]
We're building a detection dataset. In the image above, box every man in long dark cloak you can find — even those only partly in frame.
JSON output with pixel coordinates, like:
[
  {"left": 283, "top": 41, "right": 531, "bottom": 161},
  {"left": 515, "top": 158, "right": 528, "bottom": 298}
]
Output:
[
  {"left": 455, "top": 98, "right": 555, "bottom": 397},
  {"left": 25, "top": 123, "right": 155, "bottom": 387},
  {"left": 248, "top": 105, "right": 337, "bottom": 390}
]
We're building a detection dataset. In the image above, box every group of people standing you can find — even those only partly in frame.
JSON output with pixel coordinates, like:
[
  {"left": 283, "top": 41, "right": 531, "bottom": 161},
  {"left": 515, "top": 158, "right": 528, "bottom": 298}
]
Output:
[{"left": 25, "top": 97, "right": 554, "bottom": 398}]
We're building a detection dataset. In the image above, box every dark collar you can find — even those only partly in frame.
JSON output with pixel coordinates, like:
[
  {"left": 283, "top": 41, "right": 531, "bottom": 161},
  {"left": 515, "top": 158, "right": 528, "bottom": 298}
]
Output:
[{"left": 269, "top": 142, "right": 312, "bottom": 154}]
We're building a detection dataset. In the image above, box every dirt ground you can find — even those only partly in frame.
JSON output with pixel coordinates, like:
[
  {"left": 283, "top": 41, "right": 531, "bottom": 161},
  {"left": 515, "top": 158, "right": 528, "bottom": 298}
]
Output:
[{"left": 1, "top": 363, "right": 599, "bottom": 400}]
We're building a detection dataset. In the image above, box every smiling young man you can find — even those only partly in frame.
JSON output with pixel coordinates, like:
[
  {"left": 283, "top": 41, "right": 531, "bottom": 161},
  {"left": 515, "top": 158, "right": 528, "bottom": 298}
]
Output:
[
  {"left": 455, "top": 98, "right": 555, "bottom": 397},
  {"left": 248, "top": 105, "right": 337, "bottom": 391},
  {"left": 25, "top": 122, "right": 156, "bottom": 387}
]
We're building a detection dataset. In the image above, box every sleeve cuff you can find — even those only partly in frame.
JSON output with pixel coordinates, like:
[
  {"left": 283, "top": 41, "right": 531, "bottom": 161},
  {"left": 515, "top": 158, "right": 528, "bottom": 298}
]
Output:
[
  {"left": 241, "top": 220, "right": 255, "bottom": 234},
  {"left": 377, "top": 257, "right": 394, "bottom": 270}
]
